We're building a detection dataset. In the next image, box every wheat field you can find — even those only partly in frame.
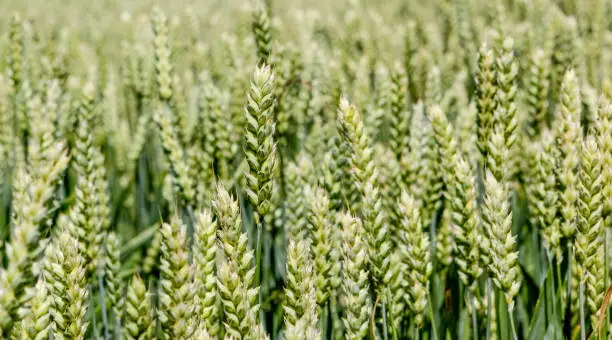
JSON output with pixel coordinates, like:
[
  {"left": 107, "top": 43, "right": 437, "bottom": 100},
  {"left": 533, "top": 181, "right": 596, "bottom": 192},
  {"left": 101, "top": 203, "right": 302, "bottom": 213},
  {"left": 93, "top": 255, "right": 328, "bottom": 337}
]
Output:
[{"left": 0, "top": 0, "right": 612, "bottom": 339}]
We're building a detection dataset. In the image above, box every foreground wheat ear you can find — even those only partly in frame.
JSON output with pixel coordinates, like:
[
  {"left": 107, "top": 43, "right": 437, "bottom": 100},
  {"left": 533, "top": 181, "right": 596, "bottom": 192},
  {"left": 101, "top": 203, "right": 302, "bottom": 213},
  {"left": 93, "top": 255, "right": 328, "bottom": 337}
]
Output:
[{"left": 243, "top": 63, "right": 277, "bottom": 225}]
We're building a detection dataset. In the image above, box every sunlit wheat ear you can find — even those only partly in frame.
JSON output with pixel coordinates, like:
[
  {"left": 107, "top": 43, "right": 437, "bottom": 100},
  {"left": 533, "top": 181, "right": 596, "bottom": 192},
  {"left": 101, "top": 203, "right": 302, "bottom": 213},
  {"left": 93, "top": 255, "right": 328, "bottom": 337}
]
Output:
[
  {"left": 193, "top": 210, "right": 219, "bottom": 337},
  {"left": 339, "top": 212, "right": 371, "bottom": 340},
  {"left": 19, "top": 279, "right": 51, "bottom": 340},
  {"left": 213, "top": 183, "right": 260, "bottom": 337},
  {"left": 306, "top": 186, "right": 336, "bottom": 307},
  {"left": 571, "top": 135, "right": 604, "bottom": 328},
  {"left": 243, "top": 63, "right": 277, "bottom": 225},
  {"left": 398, "top": 191, "right": 431, "bottom": 328},
  {"left": 217, "top": 260, "right": 260, "bottom": 339},
  {"left": 122, "top": 275, "right": 154, "bottom": 340},
  {"left": 158, "top": 216, "right": 196, "bottom": 339},
  {"left": 283, "top": 239, "right": 317, "bottom": 331},
  {"left": 337, "top": 97, "right": 390, "bottom": 289},
  {"left": 44, "top": 231, "right": 89, "bottom": 340},
  {"left": 482, "top": 171, "right": 521, "bottom": 310}
]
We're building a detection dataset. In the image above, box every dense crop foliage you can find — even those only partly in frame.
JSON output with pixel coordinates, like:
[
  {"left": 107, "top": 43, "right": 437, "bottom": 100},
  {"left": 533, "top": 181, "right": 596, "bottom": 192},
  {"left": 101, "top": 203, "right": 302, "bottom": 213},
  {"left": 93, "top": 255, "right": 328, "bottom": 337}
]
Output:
[{"left": 1, "top": 0, "right": 612, "bottom": 339}]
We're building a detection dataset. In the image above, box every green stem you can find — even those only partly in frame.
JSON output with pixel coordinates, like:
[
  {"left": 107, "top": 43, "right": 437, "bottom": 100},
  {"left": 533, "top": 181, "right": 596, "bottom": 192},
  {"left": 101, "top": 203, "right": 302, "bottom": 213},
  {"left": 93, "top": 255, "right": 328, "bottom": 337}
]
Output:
[
  {"left": 470, "top": 290, "right": 479, "bottom": 340},
  {"left": 96, "top": 271, "right": 109, "bottom": 340},
  {"left": 486, "top": 278, "right": 493, "bottom": 340},
  {"left": 428, "top": 292, "right": 438, "bottom": 340},
  {"left": 255, "top": 220, "right": 263, "bottom": 323},
  {"left": 382, "top": 298, "right": 389, "bottom": 340},
  {"left": 579, "top": 280, "right": 586, "bottom": 340},
  {"left": 508, "top": 305, "right": 518, "bottom": 340},
  {"left": 548, "top": 255, "right": 559, "bottom": 338}
]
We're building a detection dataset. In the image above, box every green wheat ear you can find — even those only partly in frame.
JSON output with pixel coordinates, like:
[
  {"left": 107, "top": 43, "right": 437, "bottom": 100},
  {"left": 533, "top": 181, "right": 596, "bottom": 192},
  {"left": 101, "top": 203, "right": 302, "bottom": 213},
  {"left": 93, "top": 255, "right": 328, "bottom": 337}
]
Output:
[
  {"left": 306, "top": 186, "right": 336, "bottom": 307},
  {"left": 158, "top": 216, "right": 196, "bottom": 339},
  {"left": 193, "top": 210, "right": 219, "bottom": 337},
  {"left": 339, "top": 212, "right": 371, "bottom": 340},
  {"left": 252, "top": 2, "right": 272, "bottom": 64},
  {"left": 283, "top": 239, "right": 317, "bottom": 332},
  {"left": 123, "top": 275, "right": 154, "bottom": 340},
  {"left": 475, "top": 42, "right": 497, "bottom": 167},
  {"left": 482, "top": 170, "right": 521, "bottom": 310},
  {"left": 243, "top": 63, "right": 277, "bottom": 225},
  {"left": 571, "top": 135, "right": 604, "bottom": 328},
  {"left": 556, "top": 69, "right": 582, "bottom": 239},
  {"left": 398, "top": 191, "right": 431, "bottom": 328},
  {"left": 105, "top": 232, "right": 123, "bottom": 334},
  {"left": 525, "top": 48, "right": 551, "bottom": 140},
  {"left": 44, "top": 230, "right": 89, "bottom": 339},
  {"left": 151, "top": 6, "right": 173, "bottom": 102},
  {"left": 19, "top": 279, "right": 51, "bottom": 340}
]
